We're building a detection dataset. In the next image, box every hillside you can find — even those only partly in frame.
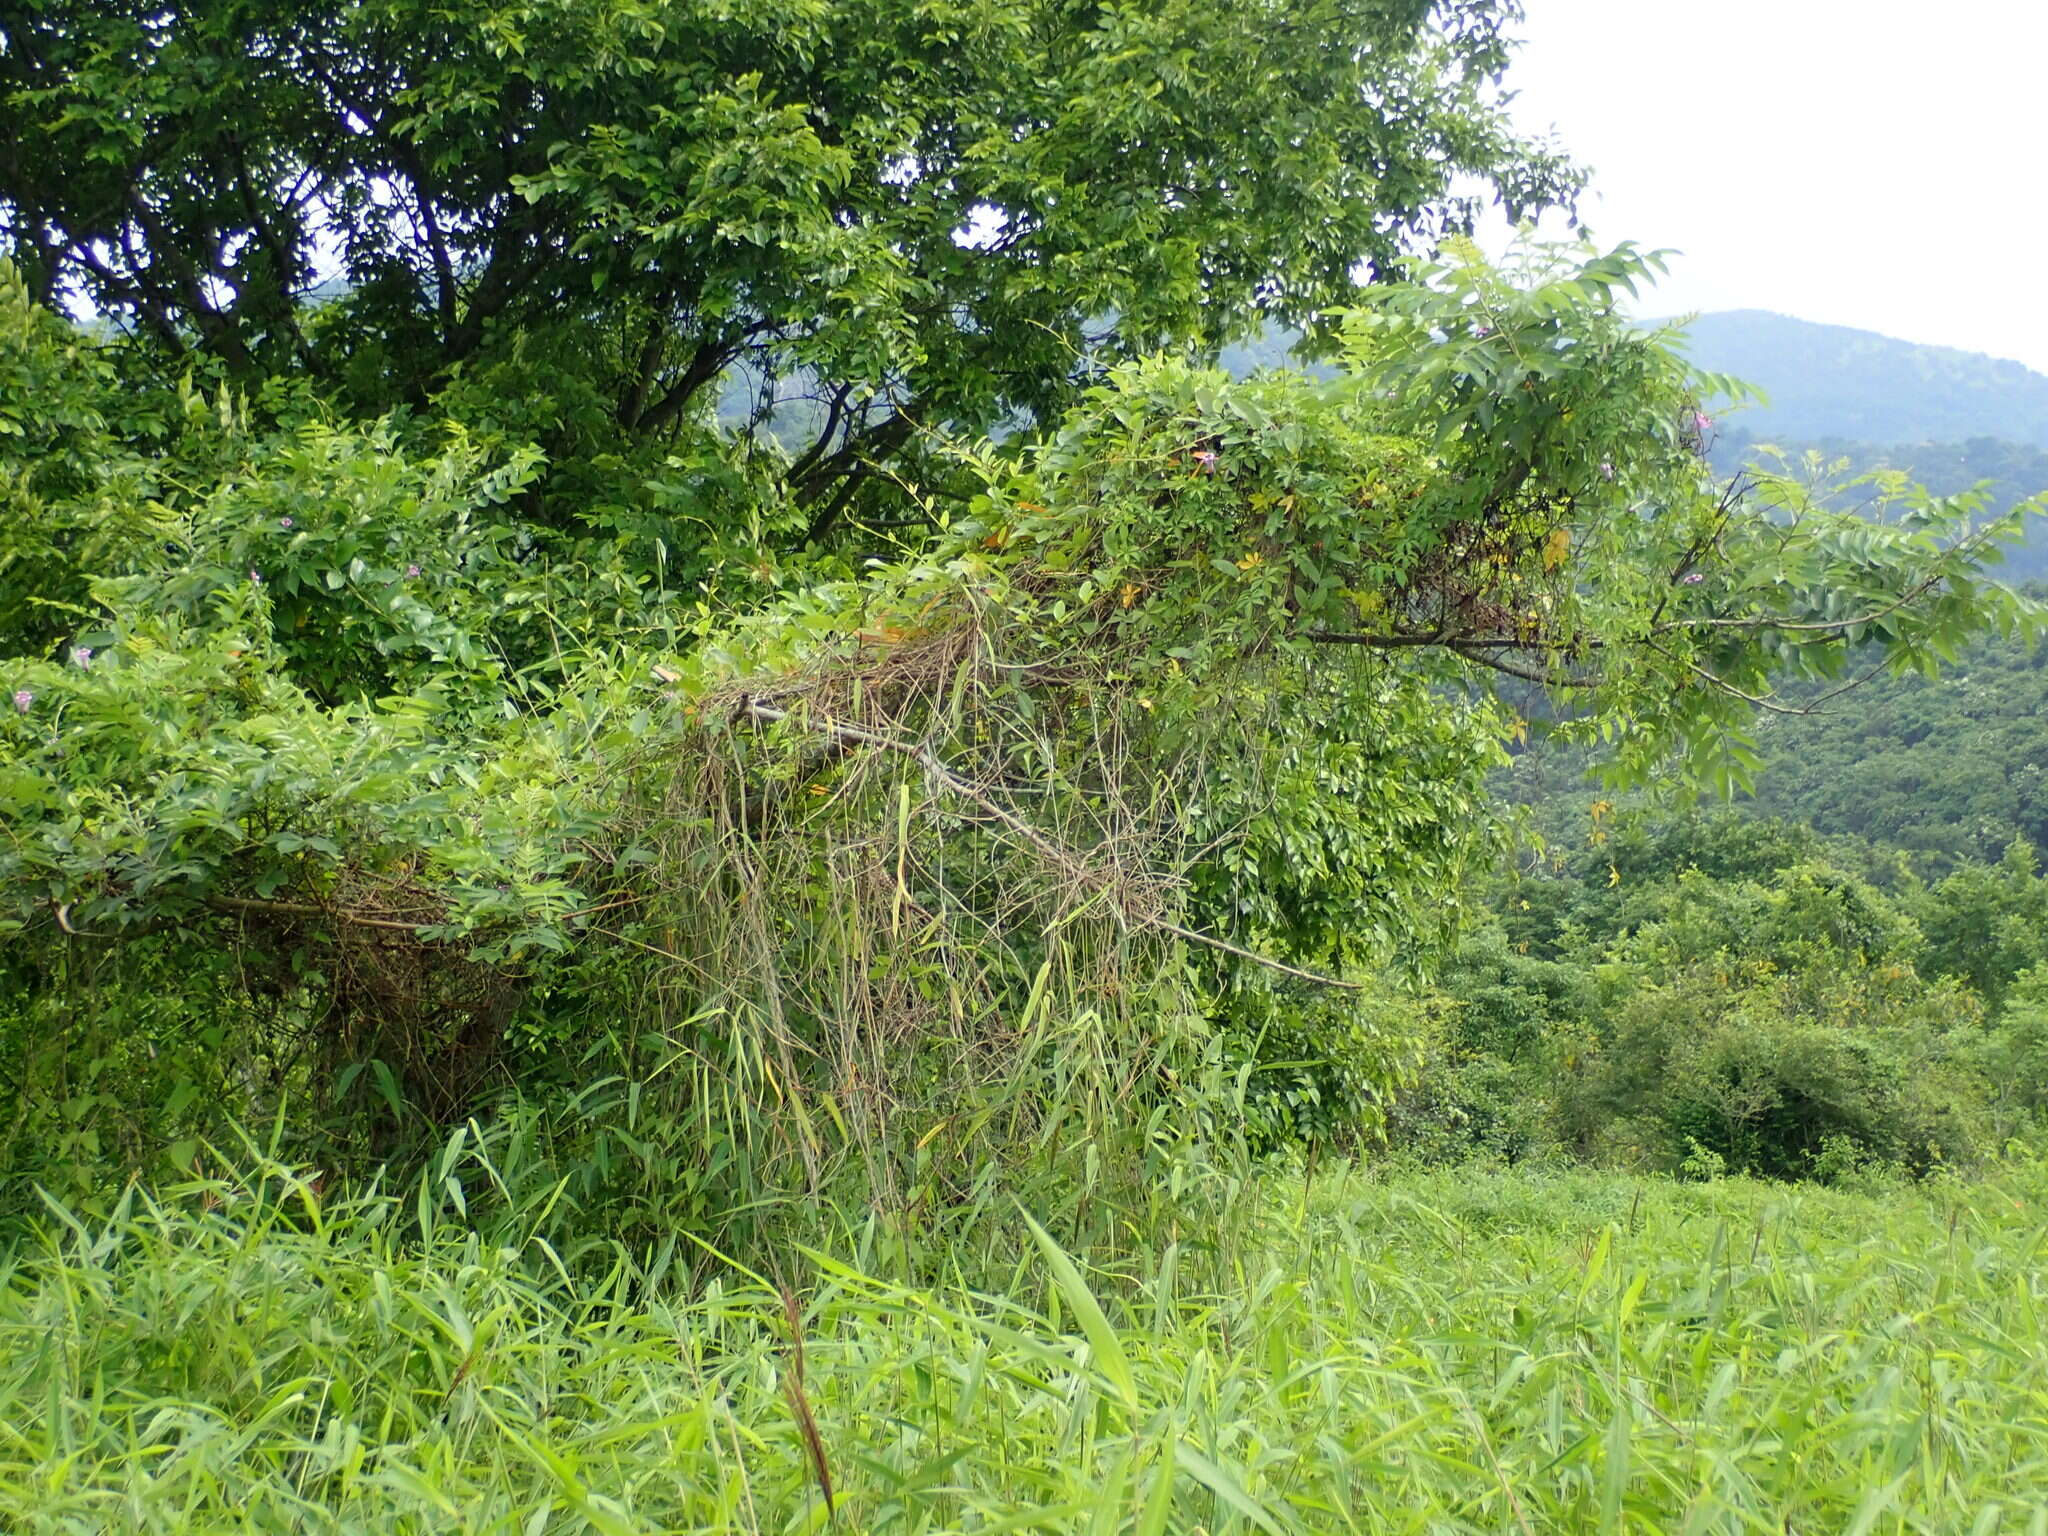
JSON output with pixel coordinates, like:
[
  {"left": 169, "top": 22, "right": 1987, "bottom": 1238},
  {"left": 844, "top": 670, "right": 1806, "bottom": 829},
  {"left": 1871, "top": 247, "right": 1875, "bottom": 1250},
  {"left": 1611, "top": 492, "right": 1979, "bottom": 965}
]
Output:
[
  {"left": 1672, "top": 310, "right": 2048, "bottom": 448},
  {"left": 1744, "top": 631, "right": 2048, "bottom": 865},
  {"left": 1648, "top": 312, "right": 2048, "bottom": 580}
]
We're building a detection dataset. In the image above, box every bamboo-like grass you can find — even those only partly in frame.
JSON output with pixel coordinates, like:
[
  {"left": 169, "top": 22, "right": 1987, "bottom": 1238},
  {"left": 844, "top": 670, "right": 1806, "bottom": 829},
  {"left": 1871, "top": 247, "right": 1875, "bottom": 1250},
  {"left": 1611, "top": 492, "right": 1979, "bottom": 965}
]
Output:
[{"left": 3, "top": 1145, "right": 2046, "bottom": 1532}]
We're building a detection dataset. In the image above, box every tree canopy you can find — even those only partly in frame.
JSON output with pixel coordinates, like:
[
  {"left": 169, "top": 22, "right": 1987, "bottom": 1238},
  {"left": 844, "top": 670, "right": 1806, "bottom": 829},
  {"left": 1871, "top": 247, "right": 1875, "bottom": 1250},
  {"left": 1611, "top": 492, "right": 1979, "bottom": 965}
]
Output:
[{"left": 2, "top": 0, "right": 1575, "bottom": 535}]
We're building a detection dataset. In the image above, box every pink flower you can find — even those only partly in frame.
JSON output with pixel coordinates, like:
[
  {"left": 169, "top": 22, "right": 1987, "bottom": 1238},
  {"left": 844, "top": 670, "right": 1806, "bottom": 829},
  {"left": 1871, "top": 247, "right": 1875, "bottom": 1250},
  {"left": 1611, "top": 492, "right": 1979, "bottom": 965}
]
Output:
[
  {"left": 405, "top": 564, "right": 421, "bottom": 578},
  {"left": 70, "top": 646, "right": 91, "bottom": 669},
  {"left": 1692, "top": 412, "right": 1713, "bottom": 433},
  {"left": 278, "top": 516, "right": 294, "bottom": 530},
  {"left": 249, "top": 569, "right": 263, "bottom": 584},
  {"left": 11, "top": 689, "right": 29, "bottom": 714},
  {"left": 1192, "top": 450, "right": 1219, "bottom": 476},
  {"left": 1681, "top": 572, "right": 1705, "bottom": 585},
  {"left": 1599, "top": 462, "right": 1615, "bottom": 482}
]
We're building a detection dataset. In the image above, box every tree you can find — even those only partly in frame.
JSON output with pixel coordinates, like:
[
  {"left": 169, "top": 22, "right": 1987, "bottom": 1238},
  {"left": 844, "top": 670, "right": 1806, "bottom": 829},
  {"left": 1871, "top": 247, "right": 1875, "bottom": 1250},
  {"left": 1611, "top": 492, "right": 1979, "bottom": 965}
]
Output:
[{"left": 0, "top": 0, "right": 1576, "bottom": 538}]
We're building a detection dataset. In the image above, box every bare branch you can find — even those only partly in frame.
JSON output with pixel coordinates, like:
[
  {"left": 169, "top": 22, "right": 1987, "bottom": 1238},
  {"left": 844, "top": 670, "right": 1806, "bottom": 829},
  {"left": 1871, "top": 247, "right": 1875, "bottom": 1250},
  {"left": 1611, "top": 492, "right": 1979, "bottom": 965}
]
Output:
[
  {"left": 207, "top": 894, "right": 437, "bottom": 933},
  {"left": 1305, "top": 631, "right": 1603, "bottom": 687},
  {"left": 1655, "top": 567, "right": 1950, "bottom": 637},
  {"left": 798, "top": 411, "right": 921, "bottom": 544}
]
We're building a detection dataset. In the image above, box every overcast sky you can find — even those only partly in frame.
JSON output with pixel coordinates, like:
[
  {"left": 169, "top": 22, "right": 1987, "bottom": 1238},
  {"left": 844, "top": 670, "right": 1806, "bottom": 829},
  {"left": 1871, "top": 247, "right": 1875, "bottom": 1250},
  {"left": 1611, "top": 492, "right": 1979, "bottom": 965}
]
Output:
[{"left": 1478, "top": 0, "right": 2048, "bottom": 371}]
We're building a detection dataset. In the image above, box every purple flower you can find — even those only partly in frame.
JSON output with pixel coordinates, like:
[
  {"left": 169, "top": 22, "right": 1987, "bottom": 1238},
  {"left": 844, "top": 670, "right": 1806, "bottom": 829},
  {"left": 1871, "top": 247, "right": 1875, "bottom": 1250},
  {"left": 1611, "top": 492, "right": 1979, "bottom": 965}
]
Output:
[
  {"left": 1692, "top": 412, "right": 1713, "bottom": 433},
  {"left": 11, "top": 688, "right": 29, "bottom": 714},
  {"left": 70, "top": 646, "right": 92, "bottom": 670},
  {"left": 1598, "top": 462, "right": 1615, "bottom": 482},
  {"left": 278, "top": 516, "right": 294, "bottom": 530},
  {"left": 249, "top": 568, "right": 263, "bottom": 584},
  {"left": 1474, "top": 325, "right": 1491, "bottom": 338},
  {"left": 405, "top": 564, "right": 421, "bottom": 579},
  {"left": 1681, "top": 572, "right": 1705, "bottom": 585},
  {"left": 1191, "top": 449, "right": 1219, "bottom": 476}
]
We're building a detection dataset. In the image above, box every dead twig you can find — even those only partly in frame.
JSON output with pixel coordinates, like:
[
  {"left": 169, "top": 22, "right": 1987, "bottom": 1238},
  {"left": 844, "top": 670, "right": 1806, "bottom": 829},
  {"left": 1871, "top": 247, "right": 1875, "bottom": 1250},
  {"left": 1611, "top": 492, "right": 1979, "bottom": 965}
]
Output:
[{"left": 742, "top": 700, "right": 1364, "bottom": 991}]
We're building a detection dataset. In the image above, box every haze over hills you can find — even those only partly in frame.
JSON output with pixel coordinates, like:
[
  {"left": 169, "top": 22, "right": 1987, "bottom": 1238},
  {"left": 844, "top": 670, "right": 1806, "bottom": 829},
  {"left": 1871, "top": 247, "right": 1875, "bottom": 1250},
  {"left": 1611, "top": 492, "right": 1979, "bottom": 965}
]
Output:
[
  {"left": 1664, "top": 311, "right": 2048, "bottom": 581},
  {"left": 1671, "top": 310, "right": 2048, "bottom": 450}
]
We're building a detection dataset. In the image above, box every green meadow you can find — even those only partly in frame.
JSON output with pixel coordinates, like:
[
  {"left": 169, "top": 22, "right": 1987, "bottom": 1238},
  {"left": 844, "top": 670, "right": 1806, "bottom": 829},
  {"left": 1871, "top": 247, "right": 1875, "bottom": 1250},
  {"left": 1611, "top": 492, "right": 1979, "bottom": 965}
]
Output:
[{"left": 8, "top": 1150, "right": 2046, "bottom": 1533}]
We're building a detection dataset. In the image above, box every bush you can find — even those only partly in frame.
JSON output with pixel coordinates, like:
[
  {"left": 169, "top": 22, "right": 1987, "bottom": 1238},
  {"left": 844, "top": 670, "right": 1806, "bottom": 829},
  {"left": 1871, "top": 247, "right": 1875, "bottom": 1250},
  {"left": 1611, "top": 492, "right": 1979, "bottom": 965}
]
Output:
[
  {"left": 1560, "top": 962, "right": 1984, "bottom": 1181},
  {"left": 1908, "top": 839, "right": 2048, "bottom": 1007},
  {"left": 1972, "top": 963, "right": 2048, "bottom": 1136},
  {"left": 1382, "top": 930, "right": 1592, "bottom": 1165}
]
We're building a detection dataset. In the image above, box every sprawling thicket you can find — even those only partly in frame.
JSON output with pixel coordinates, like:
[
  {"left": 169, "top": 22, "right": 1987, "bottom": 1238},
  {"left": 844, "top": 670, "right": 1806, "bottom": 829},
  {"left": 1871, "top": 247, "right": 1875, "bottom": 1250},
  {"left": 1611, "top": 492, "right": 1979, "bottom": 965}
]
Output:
[
  {"left": 11, "top": 3, "right": 2048, "bottom": 1528},
  {"left": 1, "top": 0, "right": 2043, "bottom": 1244},
  {"left": 6, "top": 236, "right": 2040, "bottom": 1232}
]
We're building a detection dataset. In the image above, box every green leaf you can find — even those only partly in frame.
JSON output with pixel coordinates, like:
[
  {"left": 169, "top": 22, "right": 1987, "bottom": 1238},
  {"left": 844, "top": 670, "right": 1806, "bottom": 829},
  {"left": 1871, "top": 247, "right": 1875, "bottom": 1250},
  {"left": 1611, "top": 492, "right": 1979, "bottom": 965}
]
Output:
[
  {"left": 1175, "top": 1444, "right": 1288, "bottom": 1535},
  {"left": 1018, "top": 1206, "right": 1139, "bottom": 1414}
]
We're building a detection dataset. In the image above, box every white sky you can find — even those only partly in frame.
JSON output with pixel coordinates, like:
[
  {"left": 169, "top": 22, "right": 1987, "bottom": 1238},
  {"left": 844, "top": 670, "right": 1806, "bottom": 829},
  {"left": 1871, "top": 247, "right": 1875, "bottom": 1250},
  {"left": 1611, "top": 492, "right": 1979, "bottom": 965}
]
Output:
[{"left": 1478, "top": 0, "right": 2048, "bottom": 371}]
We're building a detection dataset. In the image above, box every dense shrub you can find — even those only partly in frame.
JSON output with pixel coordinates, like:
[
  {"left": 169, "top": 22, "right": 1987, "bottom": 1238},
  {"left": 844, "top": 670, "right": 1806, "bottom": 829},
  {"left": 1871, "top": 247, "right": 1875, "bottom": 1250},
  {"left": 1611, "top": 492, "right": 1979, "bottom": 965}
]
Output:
[
  {"left": 1396, "top": 818, "right": 2022, "bottom": 1184},
  {"left": 1974, "top": 963, "right": 2048, "bottom": 1134},
  {"left": 1559, "top": 962, "right": 1984, "bottom": 1179},
  {"left": 1907, "top": 840, "right": 2048, "bottom": 1007}
]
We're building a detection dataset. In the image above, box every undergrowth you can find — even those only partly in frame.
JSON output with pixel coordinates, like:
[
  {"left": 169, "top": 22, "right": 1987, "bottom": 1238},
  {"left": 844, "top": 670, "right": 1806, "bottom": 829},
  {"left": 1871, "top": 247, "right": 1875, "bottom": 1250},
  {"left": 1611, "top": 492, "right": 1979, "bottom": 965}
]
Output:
[{"left": 4, "top": 1144, "right": 2046, "bottom": 1532}]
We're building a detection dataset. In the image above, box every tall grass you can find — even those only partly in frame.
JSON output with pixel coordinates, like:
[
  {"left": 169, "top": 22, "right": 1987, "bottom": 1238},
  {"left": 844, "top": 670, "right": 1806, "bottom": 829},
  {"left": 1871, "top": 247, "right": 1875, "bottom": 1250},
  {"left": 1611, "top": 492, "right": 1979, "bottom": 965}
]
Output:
[{"left": 3, "top": 1146, "right": 2047, "bottom": 1531}]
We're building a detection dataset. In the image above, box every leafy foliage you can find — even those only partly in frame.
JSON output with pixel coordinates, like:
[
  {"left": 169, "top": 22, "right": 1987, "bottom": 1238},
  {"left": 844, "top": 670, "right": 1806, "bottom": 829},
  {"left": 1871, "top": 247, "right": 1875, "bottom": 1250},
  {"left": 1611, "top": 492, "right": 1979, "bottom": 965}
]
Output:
[
  {"left": 4, "top": 235, "right": 2042, "bottom": 1226},
  {"left": 0, "top": 0, "right": 1578, "bottom": 539},
  {"left": 1749, "top": 627, "right": 2048, "bottom": 867},
  {"left": 1714, "top": 432, "right": 2048, "bottom": 580}
]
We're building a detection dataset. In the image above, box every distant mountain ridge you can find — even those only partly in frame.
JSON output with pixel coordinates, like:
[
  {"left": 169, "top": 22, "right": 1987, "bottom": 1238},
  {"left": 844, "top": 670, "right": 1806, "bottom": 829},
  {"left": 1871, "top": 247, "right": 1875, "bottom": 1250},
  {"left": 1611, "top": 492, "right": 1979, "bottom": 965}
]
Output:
[
  {"left": 1666, "top": 311, "right": 2048, "bottom": 582},
  {"left": 1667, "top": 310, "right": 2048, "bottom": 450}
]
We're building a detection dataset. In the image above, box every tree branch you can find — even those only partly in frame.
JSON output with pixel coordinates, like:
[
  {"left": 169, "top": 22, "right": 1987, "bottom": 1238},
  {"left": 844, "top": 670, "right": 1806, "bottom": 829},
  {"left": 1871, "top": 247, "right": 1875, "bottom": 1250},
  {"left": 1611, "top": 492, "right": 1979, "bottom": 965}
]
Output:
[
  {"left": 616, "top": 313, "right": 668, "bottom": 430},
  {"left": 1305, "top": 630, "right": 1603, "bottom": 686},
  {"left": 798, "top": 411, "right": 920, "bottom": 543},
  {"left": 636, "top": 330, "right": 754, "bottom": 434},
  {"left": 1654, "top": 567, "right": 1952, "bottom": 637},
  {"left": 785, "top": 383, "right": 855, "bottom": 482}
]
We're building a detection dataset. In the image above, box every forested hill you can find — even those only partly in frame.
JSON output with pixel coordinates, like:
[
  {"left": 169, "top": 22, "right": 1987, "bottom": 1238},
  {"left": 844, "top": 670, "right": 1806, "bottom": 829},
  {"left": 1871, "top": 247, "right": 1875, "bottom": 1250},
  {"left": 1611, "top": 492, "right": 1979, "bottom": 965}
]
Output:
[
  {"left": 1673, "top": 310, "right": 2048, "bottom": 448},
  {"left": 1743, "top": 627, "right": 2048, "bottom": 865},
  {"left": 1502, "top": 613, "right": 2048, "bottom": 875}
]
